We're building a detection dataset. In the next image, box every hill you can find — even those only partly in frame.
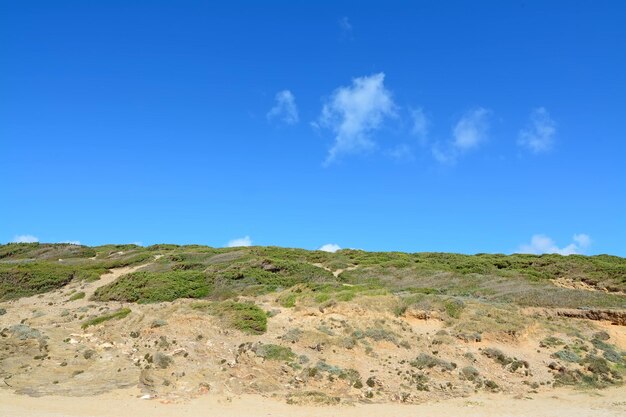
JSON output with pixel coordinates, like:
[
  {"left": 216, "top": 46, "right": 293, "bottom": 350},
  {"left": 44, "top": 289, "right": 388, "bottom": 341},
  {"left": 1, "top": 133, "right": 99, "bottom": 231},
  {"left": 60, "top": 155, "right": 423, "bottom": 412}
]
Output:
[{"left": 0, "top": 243, "right": 625, "bottom": 405}]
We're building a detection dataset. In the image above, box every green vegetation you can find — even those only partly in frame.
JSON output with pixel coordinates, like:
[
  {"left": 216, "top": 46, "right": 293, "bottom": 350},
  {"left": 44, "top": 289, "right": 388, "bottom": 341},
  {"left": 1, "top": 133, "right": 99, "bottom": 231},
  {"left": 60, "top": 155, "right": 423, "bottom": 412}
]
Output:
[
  {"left": 193, "top": 300, "right": 268, "bottom": 334},
  {"left": 253, "top": 344, "right": 296, "bottom": 361},
  {"left": 553, "top": 349, "right": 581, "bottom": 363},
  {"left": 482, "top": 348, "right": 514, "bottom": 366},
  {"left": 410, "top": 353, "right": 456, "bottom": 371},
  {"left": 68, "top": 291, "right": 85, "bottom": 301},
  {"left": 460, "top": 366, "right": 480, "bottom": 381},
  {"left": 0, "top": 243, "right": 624, "bottom": 312},
  {"left": 81, "top": 308, "right": 131, "bottom": 329},
  {"left": 540, "top": 336, "right": 566, "bottom": 348},
  {"left": 286, "top": 391, "right": 341, "bottom": 405},
  {"left": 93, "top": 271, "right": 209, "bottom": 303},
  {"left": 0, "top": 263, "right": 76, "bottom": 300}
]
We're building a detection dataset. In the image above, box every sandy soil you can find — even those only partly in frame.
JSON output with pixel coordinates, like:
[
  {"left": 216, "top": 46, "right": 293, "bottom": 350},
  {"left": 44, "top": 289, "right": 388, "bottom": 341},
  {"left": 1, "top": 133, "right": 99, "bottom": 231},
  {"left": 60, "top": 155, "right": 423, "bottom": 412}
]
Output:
[
  {"left": 2, "top": 261, "right": 626, "bottom": 414},
  {"left": 1, "top": 386, "right": 625, "bottom": 417}
]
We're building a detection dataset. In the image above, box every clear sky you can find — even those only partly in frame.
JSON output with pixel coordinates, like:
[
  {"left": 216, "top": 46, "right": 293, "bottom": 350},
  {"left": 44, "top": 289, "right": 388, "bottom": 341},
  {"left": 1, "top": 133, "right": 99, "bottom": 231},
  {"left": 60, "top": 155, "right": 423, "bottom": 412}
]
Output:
[{"left": 1, "top": 1, "right": 625, "bottom": 256}]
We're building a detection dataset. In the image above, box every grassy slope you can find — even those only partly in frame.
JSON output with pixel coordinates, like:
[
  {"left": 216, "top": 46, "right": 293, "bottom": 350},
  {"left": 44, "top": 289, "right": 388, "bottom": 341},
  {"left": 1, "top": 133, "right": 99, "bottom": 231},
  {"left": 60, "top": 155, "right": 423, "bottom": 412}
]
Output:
[{"left": 0, "top": 243, "right": 624, "bottom": 310}]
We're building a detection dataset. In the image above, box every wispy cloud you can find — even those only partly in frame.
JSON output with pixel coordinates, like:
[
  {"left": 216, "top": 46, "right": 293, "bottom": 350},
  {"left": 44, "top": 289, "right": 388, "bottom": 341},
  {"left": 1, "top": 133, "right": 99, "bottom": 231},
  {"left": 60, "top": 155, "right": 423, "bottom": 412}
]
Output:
[
  {"left": 516, "top": 233, "right": 591, "bottom": 255},
  {"left": 431, "top": 107, "right": 491, "bottom": 163},
  {"left": 339, "top": 17, "right": 353, "bottom": 39},
  {"left": 410, "top": 107, "right": 429, "bottom": 143},
  {"left": 319, "top": 243, "right": 341, "bottom": 253},
  {"left": 316, "top": 73, "right": 396, "bottom": 164},
  {"left": 12, "top": 234, "right": 39, "bottom": 243},
  {"left": 227, "top": 236, "right": 252, "bottom": 247},
  {"left": 267, "top": 90, "right": 299, "bottom": 125},
  {"left": 518, "top": 107, "right": 556, "bottom": 153}
]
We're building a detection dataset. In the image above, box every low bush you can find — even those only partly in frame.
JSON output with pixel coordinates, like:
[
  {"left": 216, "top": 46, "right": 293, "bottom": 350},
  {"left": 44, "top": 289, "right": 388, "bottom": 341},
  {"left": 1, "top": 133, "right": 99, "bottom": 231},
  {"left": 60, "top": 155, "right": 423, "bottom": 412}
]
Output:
[
  {"left": 253, "top": 344, "right": 295, "bottom": 361},
  {"left": 411, "top": 353, "right": 456, "bottom": 371},
  {"left": 68, "top": 292, "right": 85, "bottom": 301},
  {"left": 540, "top": 336, "right": 565, "bottom": 348},
  {"left": 460, "top": 366, "right": 480, "bottom": 381},
  {"left": 209, "top": 301, "right": 267, "bottom": 334},
  {"left": 0, "top": 263, "right": 76, "bottom": 300},
  {"left": 93, "top": 271, "right": 210, "bottom": 303},
  {"left": 552, "top": 349, "right": 581, "bottom": 363},
  {"left": 286, "top": 391, "right": 340, "bottom": 405},
  {"left": 482, "top": 348, "right": 513, "bottom": 366},
  {"left": 81, "top": 308, "right": 131, "bottom": 329}
]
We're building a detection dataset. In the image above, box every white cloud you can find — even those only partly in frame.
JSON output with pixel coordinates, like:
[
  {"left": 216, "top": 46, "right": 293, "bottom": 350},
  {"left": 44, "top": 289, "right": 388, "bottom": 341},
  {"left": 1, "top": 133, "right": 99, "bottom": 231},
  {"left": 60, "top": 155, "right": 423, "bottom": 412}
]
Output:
[
  {"left": 319, "top": 243, "right": 341, "bottom": 253},
  {"left": 516, "top": 233, "right": 591, "bottom": 255},
  {"left": 453, "top": 107, "right": 491, "bottom": 150},
  {"left": 339, "top": 17, "right": 353, "bottom": 38},
  {"left": 12, "top": 234, "right": 39, "bottom": 243},
  {"left": 410, "top": 107, "right": 429, "bottom": 143},
  {"left": 317, "top": 73, "right": 396, "bottom": 164},
  {"left": 267, "top": 90, "right": 299, "bottom": 125},
  {"left": 431, "top": 107, "right": 491, "bottom": 163},
  {"left": 60, "top": 240, "right": 81, "bottom": 245},
  {"left": 518, "top": 107, "right": 556, "bottom": 153},
  {"left": 227, "top": 236, "right": 252, "bottom": 247},
  {"left": 573, "top": 233, "right": 591, "bottom": 248}
]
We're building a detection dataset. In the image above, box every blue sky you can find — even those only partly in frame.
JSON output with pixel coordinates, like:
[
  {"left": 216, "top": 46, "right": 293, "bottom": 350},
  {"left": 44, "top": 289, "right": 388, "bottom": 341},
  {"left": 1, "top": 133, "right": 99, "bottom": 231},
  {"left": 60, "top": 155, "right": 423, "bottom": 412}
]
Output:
[{"left": 1, "top": 1, "right": 625, "bottom": 255}]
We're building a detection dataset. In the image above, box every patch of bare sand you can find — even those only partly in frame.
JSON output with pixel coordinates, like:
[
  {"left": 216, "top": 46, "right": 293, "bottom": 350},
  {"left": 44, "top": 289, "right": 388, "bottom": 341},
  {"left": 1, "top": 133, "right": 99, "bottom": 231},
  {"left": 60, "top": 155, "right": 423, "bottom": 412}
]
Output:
[{"left": 1, "top": 387, "right": 625, "bottom": 417}]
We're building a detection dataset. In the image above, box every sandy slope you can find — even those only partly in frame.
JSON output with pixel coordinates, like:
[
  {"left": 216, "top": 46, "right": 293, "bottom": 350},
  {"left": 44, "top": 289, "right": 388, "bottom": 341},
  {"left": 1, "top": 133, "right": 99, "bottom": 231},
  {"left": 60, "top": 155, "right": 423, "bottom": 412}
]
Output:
[
  {"left": 2, "top": 260, "right": 626, "bottom": 415},
  {"left": 1, "top": 387, "right": 625, "bottom": 417}
]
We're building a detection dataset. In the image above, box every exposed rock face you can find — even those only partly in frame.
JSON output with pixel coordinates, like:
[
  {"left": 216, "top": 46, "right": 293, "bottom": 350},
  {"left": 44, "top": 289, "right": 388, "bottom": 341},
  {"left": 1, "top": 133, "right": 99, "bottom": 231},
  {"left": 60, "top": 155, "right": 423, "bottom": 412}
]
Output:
[{"left": 553, "top": 309, "right": 626, "bottom": 326}]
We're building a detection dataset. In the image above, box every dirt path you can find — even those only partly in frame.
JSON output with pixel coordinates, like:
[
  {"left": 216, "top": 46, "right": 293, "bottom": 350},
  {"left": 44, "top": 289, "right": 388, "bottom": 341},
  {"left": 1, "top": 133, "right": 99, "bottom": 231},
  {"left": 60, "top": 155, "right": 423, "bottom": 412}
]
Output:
[
  {"left": 78, "top": 263, "right": 147, "bottom": 303},
  {"left": 1, "top": 386, "right": 625, "bottom": 417},
  {"left": 311, "top": 263, "right": 358, "bottom": 277},
  {"left": 0, "top": 259, "right": 155, "bottom": 317}
]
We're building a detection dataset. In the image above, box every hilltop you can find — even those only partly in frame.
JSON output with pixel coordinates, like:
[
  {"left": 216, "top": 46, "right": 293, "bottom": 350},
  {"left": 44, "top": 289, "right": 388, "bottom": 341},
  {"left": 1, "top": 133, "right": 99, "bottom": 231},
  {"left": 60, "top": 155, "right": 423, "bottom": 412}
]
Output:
[{"left": 0, "top": 243, "right": 625, "bottom": 410}]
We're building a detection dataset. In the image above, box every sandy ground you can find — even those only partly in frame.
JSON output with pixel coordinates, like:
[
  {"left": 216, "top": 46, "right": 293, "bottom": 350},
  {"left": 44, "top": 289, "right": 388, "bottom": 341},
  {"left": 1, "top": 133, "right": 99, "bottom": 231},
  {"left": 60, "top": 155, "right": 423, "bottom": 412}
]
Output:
[
  {"left": 2, "top": 260, "right": 626, "bottom": 415},
  {"left": 1, "top": 387, "right": 625, "bottom": 417}
]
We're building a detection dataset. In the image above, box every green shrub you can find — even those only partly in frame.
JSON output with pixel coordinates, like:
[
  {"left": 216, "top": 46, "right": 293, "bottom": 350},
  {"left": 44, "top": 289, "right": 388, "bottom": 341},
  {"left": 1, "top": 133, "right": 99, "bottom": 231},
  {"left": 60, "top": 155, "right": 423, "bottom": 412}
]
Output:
[
  {"left": 154, "top": 352, "right": 173, "bottom": 368},
  {"left": 172, "top": 262, "right": 206, "bottom": 271},
  {"left": 0, "top": 263, "right": 76, "bottom": 300},
  {"left": 338, "top": 368, "right": 362, "bottom": 386},
  {"left": 68, "top": 291, "right": 85, "bottom": 301},
  {"left": 444, "top": 299, "right": 464, "bottom": 319},
  {"left": 81, "top": 308, "right": 131, "bottom": 329},
  {"left": 281, "top": 328, "right": 302, "bottom": 343},
  {"left": 540, "top": 336, "right": 565, "bottom": 348},
  {"left": 278, "top": 293, "right": 296, "bottom": 308},
  {"left": 209, "top": 301, "right": 267, "bottom": 334},
  {"left": 591, "top": 338, "right": 624, "bottom": 364},
  {"left": 552, "top": 349, "right": 581, "bottom": 363},
  {"left": 93, "top": 271, "right": 210, "bottom": 303},
  {"left": 484, "top": 379, "right": 499, "bottom": 391},
  {"left": 286, "top": 391, "right": 340, "bottom": 405},
  {"left": 411, "top": 353, "right": 456, "bottom": 371},
  {"left": 460, "top": 366, "right": 480, "bottom": 381},
  {"left": 482, "top": 348, "right": 513, "bottom": 366},
  {"left": 593, "top": 331, "right": 610, "bottom": 341},
  {"left": 253, "top": 344, "right": 295, "bottom": 361}
]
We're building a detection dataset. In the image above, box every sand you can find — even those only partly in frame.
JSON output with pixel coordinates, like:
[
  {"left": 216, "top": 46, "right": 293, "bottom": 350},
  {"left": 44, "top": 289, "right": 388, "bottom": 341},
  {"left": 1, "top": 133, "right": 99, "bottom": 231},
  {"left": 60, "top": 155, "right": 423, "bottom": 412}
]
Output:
[
  {"left": 1, "top": 387, "right": 625, "bottom": 417},
  {"left": 2, "top": 260, "right": 626, "bottom": 415}
]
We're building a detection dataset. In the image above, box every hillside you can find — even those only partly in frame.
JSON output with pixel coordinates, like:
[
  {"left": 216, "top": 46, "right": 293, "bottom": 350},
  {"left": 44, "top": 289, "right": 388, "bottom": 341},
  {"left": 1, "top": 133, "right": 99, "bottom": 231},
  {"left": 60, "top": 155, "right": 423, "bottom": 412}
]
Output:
[{"left": 0, "top": 243, "right": 625, "bottom": 406}]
